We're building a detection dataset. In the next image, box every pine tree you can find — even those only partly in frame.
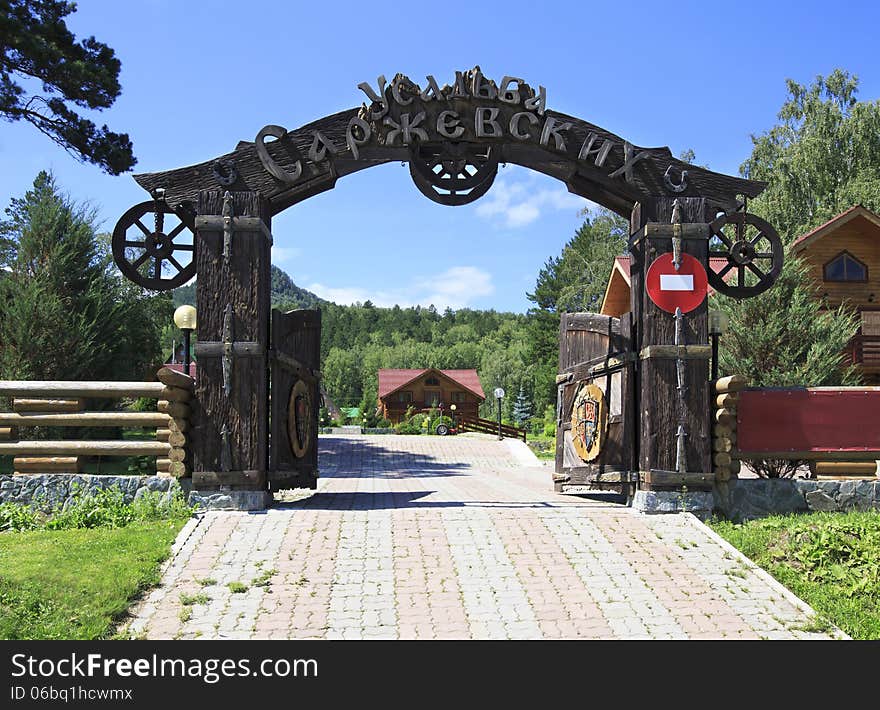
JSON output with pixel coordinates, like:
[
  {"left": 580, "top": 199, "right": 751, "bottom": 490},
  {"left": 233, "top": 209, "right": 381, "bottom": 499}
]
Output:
[
  {"left": 512, "top": 385, "right": 533, "bottom": 428},
  {"left": 0, "top": 172, "right": 171, "bottom": 382},
  {"left": 0, "top": 0, "right": 136, "bottom": 174}
]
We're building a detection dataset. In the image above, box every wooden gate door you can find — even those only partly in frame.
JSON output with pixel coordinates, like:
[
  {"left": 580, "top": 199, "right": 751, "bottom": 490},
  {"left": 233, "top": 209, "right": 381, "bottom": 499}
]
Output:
[
  {"left": 555, "top": 313, "right": 635, "bottom": 496},
  {"left": 269, "top": 308, "right": 321, "bottom": 489}
]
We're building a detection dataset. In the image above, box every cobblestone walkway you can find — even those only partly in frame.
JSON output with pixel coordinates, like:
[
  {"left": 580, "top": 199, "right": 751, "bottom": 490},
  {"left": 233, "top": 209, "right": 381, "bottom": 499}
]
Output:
[{"left": 126, "top": 434, "right": 842, "bottom": 640}]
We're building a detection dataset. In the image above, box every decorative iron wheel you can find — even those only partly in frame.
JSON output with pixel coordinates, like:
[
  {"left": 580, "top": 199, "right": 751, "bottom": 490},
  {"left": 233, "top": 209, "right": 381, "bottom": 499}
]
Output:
[
  {"left": 112, "top": 200, "right": 196, "bottom": 290},
  {"left": 409, "top": 142, "right": 499, "bottom": 206},
  {"left": 708, "top": 211, "right": 784, "bottom": 299}
]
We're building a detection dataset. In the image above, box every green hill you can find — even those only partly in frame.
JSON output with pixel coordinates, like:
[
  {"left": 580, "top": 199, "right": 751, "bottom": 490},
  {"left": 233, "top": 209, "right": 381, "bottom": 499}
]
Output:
[{"left": 172, "top": 266, "right": 327, "bottom": 310}]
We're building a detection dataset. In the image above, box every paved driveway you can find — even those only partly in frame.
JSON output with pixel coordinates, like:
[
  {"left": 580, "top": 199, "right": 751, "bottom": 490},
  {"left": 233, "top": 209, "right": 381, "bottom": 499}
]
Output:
[{"left": 126, "top": 434, "right": 841, "bottom": 640}]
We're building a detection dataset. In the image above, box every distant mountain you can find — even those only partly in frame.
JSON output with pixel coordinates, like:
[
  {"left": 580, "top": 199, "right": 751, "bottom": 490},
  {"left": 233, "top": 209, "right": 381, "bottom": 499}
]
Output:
[{"left": 172, "top": 266, "right": 329, "bottom": 309}]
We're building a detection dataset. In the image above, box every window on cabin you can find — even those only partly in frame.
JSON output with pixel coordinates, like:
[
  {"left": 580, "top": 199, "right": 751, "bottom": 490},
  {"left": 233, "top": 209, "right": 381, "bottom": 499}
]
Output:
[
  {"left": 424, "top": 376, "right": 439, "bottom": 386},
  {"left": 396, "top": 391, "right": 412, "bottom": 403},
  {"left": 426, "top": 391, "right": 440, "bottom": 407},
  {"left": 824, "top": 252, "right": 867, "bottom": 282},
  {"left": 451, "top": 391, "right": 467, "bottom": 403}
]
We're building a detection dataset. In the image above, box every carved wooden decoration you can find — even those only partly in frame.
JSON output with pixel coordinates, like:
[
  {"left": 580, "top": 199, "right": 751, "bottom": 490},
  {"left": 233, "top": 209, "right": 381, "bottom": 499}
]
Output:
[
  {"left": 570, "top": 382, "right": 607, "bottom": 462},
  {"left": 129, "top": 68, "right": 765, "bottom": 221}
]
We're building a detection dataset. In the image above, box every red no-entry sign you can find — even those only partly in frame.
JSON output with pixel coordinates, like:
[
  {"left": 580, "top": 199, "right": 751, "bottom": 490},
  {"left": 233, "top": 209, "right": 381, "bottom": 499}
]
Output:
[{"left": 646, "top": 252, "right": 708, "bottom": 313}]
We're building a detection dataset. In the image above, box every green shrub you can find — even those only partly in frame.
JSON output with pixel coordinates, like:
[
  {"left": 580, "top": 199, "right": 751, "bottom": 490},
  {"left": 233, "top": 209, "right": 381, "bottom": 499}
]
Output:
[
  {"left": 0, "top": 502, "right": 41, "bottom": 532},
  {"left": 0, "top": 485, "right": 193, "bottom": 532}
]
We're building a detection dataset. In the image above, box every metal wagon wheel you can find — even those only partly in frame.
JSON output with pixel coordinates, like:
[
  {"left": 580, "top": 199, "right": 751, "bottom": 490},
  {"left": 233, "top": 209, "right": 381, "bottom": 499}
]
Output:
[
  {"left": 112, "top": 199, "right": 196, "bottom": 290},
  {"left": 409, "top": 142, "right": 499, "bottom": 206},
  {"left": 708, "top": 211, "right": 784, "bottom": 299}
]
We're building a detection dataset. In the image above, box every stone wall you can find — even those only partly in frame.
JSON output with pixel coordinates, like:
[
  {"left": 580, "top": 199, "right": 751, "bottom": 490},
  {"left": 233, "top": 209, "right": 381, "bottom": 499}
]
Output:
[
  {"left": 0, "top": 474, "right": 186, "bottom": 511},
  {"left": 714, "top": 478, "right": 880, "bottom": 522}
]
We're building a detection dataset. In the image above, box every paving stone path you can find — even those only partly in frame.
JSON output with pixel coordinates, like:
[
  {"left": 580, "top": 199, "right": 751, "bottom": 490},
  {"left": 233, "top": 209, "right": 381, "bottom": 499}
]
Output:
[{"left": 126, "top": 434, "right": 842, "bottom": 640}]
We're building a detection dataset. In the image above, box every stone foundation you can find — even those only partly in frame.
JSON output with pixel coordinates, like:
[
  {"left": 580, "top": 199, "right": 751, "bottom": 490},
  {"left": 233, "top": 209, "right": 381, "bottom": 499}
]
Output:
[
  {"left": 631, "top": 490, "right": 714, "bottom": 518},
  {"left": 0, "top": 473, "right": 186, "bottom": 511},
  {"left": 188, "top": 489, "right": 273, "bottom": 511},
  {"left": 714, "top": 478, "right": 880, "bottom": 522}
]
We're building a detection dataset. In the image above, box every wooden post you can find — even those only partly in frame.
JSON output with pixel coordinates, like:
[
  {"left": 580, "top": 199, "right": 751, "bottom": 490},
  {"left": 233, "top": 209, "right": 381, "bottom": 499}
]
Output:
[
  {"left": 630, "top": 198, "right": 712, "bottom": 501},
  {"left": 191, "top": 191, "right": 271, "bottom": 498}
]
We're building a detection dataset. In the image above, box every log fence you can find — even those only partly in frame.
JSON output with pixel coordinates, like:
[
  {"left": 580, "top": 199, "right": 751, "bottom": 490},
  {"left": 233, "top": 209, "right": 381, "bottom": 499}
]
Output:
[
  {"left": 0, "top": 367, "right": 193, "bottom": 479},
  {"left": 714, "top": 375, "right": 880, "bottom": 480}
]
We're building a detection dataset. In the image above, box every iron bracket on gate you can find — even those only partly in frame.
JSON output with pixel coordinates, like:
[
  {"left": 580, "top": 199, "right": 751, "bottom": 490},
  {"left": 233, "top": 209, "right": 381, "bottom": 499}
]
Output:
[
  {"left": 194, "top": 303, "right": 265, "bottom": 395},
  {"left": 268, "top": 349, "right": 321, "bottom": 383},
  {"left": 194, "top": 190, "right": 273, "bottom": 265},
  {"left": 628, "top": 222, "right": 711, "bottom": 250}
]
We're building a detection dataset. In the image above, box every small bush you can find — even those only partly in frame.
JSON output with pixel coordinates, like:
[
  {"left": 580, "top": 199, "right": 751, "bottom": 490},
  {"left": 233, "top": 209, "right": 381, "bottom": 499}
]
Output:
[
  {"left": 0, "top": 485, "right": 192, "bottom": 533},
  {"left": 0, "top": 502, "right": 41, "bottom": 532}
]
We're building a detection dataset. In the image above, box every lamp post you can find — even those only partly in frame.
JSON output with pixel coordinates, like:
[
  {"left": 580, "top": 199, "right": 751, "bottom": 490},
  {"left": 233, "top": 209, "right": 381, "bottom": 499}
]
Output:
[
  {"left": 494, "top": 387, "right": 505, "bottom": 440},
  {"left": 708, "top": 309, "right": 729, "bottom": 382},
  {"left": 173, "top": 305, "right": 197, "bottom": 376},
  {"left": 450, "top": 403, "right": 457, "bottom": 429}
]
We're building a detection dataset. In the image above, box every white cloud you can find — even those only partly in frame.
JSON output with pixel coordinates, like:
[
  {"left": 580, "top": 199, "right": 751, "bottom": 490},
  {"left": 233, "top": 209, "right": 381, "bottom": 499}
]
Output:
[
  {"left": 475, "top": 177, "right": 587, "bottom": 228},
  {"left": 307, "top": 265, "right": 495, "bottom": 310},
  {"left": 271, "top": 245, "right": 301, "bottom": 264}
]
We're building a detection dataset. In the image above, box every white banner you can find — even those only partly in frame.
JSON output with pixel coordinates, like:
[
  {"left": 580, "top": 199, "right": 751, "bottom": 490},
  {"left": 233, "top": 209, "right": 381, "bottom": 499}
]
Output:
[{"left": 660, "top": 274, "right": 694, "bottom": 291}]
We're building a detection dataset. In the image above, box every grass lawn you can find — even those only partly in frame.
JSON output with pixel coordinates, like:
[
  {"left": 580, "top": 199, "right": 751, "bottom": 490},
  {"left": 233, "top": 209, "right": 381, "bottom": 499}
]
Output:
[
  {"left": 0, "top": 519, "right": 186, "bottom": 639},
  {"left": 711, "top": 510, "right": 880, "bottom": 639},
  {"left": 526, "top": 434, "right": 555, "bottom": 460}
]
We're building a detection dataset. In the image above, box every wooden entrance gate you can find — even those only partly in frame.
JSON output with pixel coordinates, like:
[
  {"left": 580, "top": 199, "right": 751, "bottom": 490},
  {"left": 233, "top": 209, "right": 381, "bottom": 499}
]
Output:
[
  {"left": 110, "top": 67, "right": 786, "bottom": 510},
  {"left": 555, "top": 313, "right": 634, "bottom": 496},
  {"left": 269, "top": 309, "right": 321, "bottom": 490}
]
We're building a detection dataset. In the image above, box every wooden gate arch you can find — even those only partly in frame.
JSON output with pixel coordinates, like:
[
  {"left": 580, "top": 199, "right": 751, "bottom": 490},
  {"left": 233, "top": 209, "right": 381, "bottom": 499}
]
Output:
[{"left": 111, "top": 67, "right": 781, "bottom": 509}]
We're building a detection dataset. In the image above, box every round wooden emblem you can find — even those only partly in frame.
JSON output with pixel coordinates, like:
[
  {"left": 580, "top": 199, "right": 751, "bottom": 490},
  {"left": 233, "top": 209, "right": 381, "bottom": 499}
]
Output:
[
  {"left": 570, "top": 382, "right": 607, "bottom": 462},
  {"left": 288, "top": 379, "right": 312, "bottom": 459}
]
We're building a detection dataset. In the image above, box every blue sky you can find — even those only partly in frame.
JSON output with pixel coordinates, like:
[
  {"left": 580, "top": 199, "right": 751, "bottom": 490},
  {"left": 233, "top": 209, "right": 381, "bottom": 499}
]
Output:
[{"left": 2, "top": 0, "right": 879, "bottom": 312}]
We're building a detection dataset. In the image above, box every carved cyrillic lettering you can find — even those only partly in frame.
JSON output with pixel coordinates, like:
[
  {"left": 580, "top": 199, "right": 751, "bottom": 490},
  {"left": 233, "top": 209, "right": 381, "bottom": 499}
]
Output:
[
  {"left": 420, "top": 75, "right": 444, "bottom": 101},
  {"left": 475, "top": 107, "right": 502, "bottom": 138},
  {"left": 255, "top": 125, "right": 301, "bottom": 184},
  {"left": 391, "top": 76, "right": 414, "bottom": 106},
  {"left": 308, "top": 131, "right": 339, "bottom": 163},
  {"left": 498, "top": 77, "right": 523, "bottom": 105},
  {"left": 540, "top": 116, "right": 572, "bottom": 151},
  {"left": 608, "top": 141, "right": 652, "bottom": 182},
  {"left": 384, "top": 112, "right": 429, "bottom": 145},
  {"left": 346, "top": 117, "right": 372, "bottom": 160},
  {"left": 437, "top": 110, "right": 465, "bottom": 139},
  {"left": 448, "top": 71, "right": 470, "bottom": 99},
  {"left": 509, "top": 112, "right": 539, "bottom": 140},
  {"left": 524, "top": 85, "right": 547, "bottom": 115},
  {"left": 357, "top": 76, "right": 389, "bottom": 120},
  {"left": 471, "top": 70, "right": 497, "bottom": 99},
  {"left": 578, "top": 132, "right": 614, "bottom": 167}
]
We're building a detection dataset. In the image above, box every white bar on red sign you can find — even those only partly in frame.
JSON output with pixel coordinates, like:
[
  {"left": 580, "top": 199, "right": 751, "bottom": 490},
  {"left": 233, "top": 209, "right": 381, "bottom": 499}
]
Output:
[{"left": 660, "top": 274, "right": 694, "bottom": 291}]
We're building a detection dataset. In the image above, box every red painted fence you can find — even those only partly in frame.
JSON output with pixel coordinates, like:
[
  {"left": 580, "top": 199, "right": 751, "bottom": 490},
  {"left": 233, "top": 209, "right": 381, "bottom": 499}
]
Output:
[{"left": 737, "top": 388, "right": 880, "bottom": 457}]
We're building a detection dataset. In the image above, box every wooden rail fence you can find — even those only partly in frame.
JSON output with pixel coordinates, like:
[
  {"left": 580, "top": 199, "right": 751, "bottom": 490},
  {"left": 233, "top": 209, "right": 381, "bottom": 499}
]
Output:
[
  {"left": 0, "top": 367, "right": 193, "bottom": 478},
  {"left": 714, "top": 376, "right": 880, "bottom": 480},
  {"left": 458, "top": 415, "right": 527, "bottom": 442}
]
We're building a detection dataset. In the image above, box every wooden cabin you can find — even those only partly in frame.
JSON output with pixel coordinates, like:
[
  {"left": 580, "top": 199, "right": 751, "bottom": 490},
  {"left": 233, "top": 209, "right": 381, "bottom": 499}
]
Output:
[
  {"left": 377, "top": 368, "right": 485, "bottom": 424},
  {"left": 790, "top": 205, "right": 880, "bottom": 382}
]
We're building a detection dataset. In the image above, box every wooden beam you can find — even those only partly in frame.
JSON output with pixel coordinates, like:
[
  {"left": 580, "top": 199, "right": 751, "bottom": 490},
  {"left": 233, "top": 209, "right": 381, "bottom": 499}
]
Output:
[
  {"left": 0, "top": 412, "right": 170, "bottom": 427},
  {"left": 715, "top": 375, "right": 748, "bottom": 393},
  {"left": 639, "top": 345, "right": 711, "bottom": 360},
  {"left": 735, "top": 450, "right": 880, "bottom": 461},
  {"left": 640, "top": 470, "right": 714, "bottom": 488},
  {"left": 810, "top": 461, "right": 877, "bottom": 476},
  {"left": 0, "top": 382, "right": 165, "bottom": 398},
  {"left": 716, "top": 392, "right": 739, "bottom": 408},
  {"left": 156, "top": 367, "right": 195, "bottom": 390},
  {"left": 13, "top": 456, "right": 82, "bottom": 473},
  {"left": 13, "top": 398, "right": 85, "bottom": 413},
  {"left": 192, "top": 470, "right": 266, "bottom": 488},
  {"left": 0, "top": 441, "right": 170, "bottom": 456}
]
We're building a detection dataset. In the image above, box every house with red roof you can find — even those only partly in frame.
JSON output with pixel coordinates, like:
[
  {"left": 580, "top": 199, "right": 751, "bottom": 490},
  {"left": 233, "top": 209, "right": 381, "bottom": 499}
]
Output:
[{"left": 377, "top": 368, "right": 485, "bottom": 424}]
